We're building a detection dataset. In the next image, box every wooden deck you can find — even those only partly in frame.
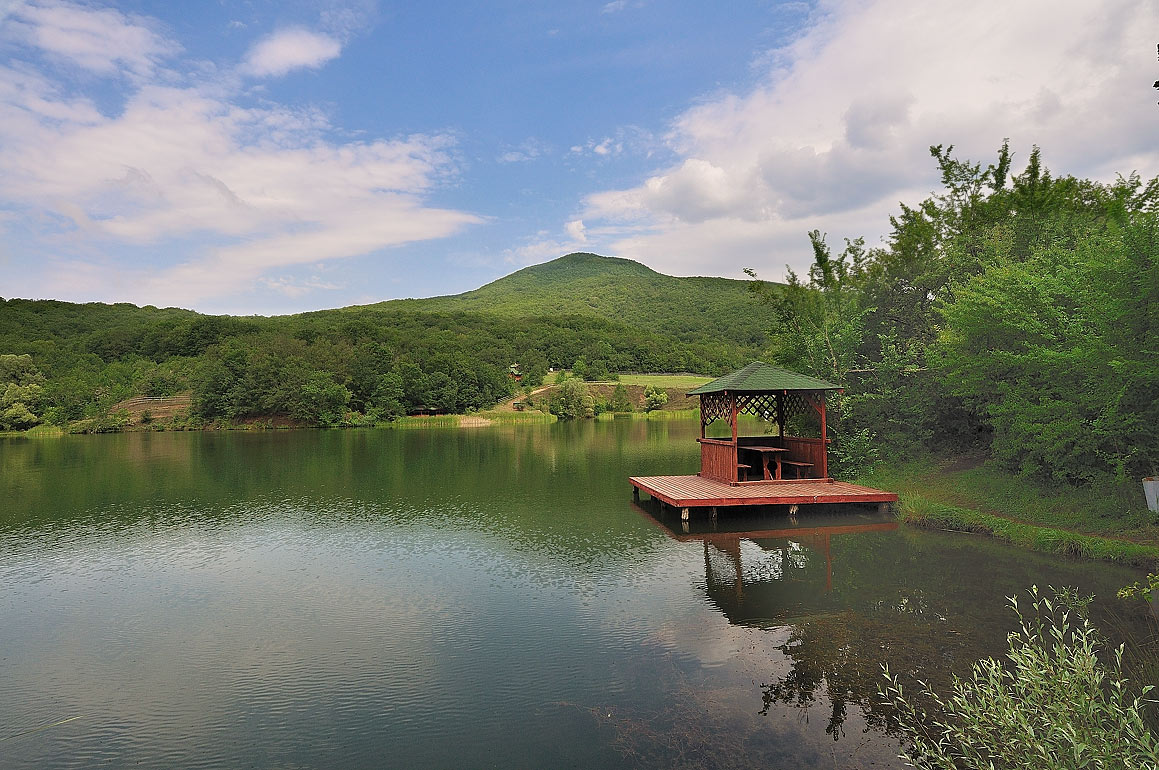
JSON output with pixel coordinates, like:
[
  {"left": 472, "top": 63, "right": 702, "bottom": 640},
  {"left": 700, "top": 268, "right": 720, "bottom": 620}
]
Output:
[{"left": 630, "top": 474, "right": 898, "bottom": 509}]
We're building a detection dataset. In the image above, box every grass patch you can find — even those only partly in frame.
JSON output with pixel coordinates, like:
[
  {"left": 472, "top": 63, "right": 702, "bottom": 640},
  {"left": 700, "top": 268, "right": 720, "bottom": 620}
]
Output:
[
  {"left": 594, "top": 409, "right": 701, "bottom": 421},
  {"left": 860, "top": 457, "right": 1159, "bottom": 545},
  {"left": 894, "top": 494, "right": 1159, "bottom": 569},
  {"left": 615, "top": 373, "right": 713, "bottom": 389},
  {"left": 475, "top": 410, "right": 556, "bottom": 424},
  {"left": 0, "top": 424, "right": 65, "bottom": 438},
  {"left": 384, "top": 410, "right": 557, "bottom": 429}
]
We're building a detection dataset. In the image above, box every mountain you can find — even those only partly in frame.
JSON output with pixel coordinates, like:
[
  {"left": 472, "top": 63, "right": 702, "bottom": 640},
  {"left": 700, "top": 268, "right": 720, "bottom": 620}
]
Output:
[
  {"left": 374, "top": 253, "right": 769, "bottom": 348},
  {"left": 1, "top": 253, "right": 772, "bottom": 427}
]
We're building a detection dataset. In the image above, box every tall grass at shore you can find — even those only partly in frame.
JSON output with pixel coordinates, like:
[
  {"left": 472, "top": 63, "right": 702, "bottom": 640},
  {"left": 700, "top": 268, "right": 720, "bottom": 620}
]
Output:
[
  {"left": 894, "top": 493, "right": 1159, "bottom": 569},
  {"left": 384, "top": 411, "right": 557, "bottom": 429}
]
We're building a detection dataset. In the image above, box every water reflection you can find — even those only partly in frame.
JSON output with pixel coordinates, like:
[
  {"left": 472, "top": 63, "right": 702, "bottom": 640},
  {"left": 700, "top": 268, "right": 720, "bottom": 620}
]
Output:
[
  {"left": 1, "top": 426, "right": 1155, "bottom": 769},
  {"left": 638, "top": 502, "right": 1157, "bottom": 742}
]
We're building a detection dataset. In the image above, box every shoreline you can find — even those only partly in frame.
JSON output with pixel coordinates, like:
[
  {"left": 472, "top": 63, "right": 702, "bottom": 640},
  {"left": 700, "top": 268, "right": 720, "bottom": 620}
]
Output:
[{"left": 6, "top": 420, "right": 1155, "bottom": 570}]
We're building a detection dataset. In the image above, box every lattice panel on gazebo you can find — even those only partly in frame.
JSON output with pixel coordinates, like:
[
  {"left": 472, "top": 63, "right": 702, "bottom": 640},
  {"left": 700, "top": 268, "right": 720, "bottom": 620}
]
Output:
[
  {"left": 782, "top": 392, "right": 811, "bottom": 422},
  {"left": 733, "top": 392, "right": 818, "bottom": 422},
  {"left": 736, "top": 393, "right": 777, "bottom": 420},
  {"left": 699, "top": 392, "right": 731, "bottom": 425}
]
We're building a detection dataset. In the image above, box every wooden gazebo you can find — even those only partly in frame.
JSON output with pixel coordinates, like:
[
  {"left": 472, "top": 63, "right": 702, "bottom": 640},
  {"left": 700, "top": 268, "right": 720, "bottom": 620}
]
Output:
[
  {"left": 687, "top": 361, "right": 841, "bottom": 484},
  {"left": 629, "top": 362, "right": 897, "bottom": 517}
]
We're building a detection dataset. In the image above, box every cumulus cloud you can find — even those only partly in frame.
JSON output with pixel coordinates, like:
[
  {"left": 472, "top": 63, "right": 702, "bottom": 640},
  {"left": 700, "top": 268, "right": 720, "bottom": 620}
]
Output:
[
  {"left": 579, "top": 0, "right": 1159, "bottom": 280},
  {"left": 3, "top": 0, "right": 177, "bottom": 76},
  {"left": 242, "top": 28, "right": 342, "bottom": 77},
  {"left": 0, "top": 4, "right": 480, "bottom": 308},
  {"left": 564, "top": 219, "right": 587, "bottom": 243}
]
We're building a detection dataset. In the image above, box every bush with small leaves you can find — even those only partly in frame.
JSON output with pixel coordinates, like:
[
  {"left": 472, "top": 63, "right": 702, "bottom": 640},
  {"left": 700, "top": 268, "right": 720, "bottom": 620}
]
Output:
[{"left": 882, "top": 585, "right": 1159, "bottom": 770}]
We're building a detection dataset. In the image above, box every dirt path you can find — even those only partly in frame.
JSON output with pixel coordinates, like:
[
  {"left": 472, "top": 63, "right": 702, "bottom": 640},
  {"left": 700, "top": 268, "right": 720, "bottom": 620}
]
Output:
[{"left": 495, "top": 385, "right": 554, "bottom": 411}]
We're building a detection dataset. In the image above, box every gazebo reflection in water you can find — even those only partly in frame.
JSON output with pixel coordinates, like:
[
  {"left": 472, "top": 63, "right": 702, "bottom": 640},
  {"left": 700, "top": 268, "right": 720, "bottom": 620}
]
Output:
[{"left": 637, "top": 503, "right": 898, "bottom": 625}]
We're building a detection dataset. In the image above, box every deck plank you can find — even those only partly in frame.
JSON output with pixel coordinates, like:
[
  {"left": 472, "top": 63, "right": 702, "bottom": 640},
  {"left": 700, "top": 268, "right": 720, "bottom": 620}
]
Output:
[{"left": 629, "top": 474, "right": 897, "bottom": 508}]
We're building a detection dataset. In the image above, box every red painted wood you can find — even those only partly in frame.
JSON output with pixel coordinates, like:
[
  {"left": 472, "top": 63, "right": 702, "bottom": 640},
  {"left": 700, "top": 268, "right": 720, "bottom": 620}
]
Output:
[
  {"left": 780, "top": 436, "right": 826, "bottom": 476},
  {"left": 630, "top": 475, "right": 898, "bottom": 508},
  {"left": 700, "top": 441, "right": 737, "bottom": 483}
]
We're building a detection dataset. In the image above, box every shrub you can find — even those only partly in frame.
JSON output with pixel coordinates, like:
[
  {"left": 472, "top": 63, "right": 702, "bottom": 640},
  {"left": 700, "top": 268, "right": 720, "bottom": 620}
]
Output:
[
  {"left": 549, "top": 378, "right": 594, "bottom": 420},
  {"left": 829, "top": 427, "right": 880, "bottom": 478},
  {"left": 610, "top": 383, "right": 633, "bottom": 413},
  {"left": 643, "top": 384, "right": 668, "bottom": 412},
  {"left": 883, "top": 585, "right": 1159, "bottom": 770}
]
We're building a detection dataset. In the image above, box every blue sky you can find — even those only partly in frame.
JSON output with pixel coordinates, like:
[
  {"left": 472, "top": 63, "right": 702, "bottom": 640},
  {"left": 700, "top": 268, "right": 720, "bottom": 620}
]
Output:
[{"left": 0, "top": 0, "right": 1155, "bottom": 314}]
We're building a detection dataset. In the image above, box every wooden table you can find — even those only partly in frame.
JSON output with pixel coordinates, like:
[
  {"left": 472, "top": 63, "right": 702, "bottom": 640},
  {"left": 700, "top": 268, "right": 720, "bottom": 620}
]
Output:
[{"left": 742, "top": 445, "right": 790, "bottom": 480}]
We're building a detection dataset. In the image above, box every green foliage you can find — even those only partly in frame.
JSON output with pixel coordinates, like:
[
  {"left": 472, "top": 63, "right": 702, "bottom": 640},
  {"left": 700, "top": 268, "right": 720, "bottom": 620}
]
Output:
[
  {"left": 549, "top": 378, "right": 594, "bottom": 420},
  {"left": 935, "top": 220, "right": 1159, "bottom": 481},
  {"left": 750, "top": 142, "right": 1159, "bottom": 481},
  {"left": 747, "top": 231, "right": 869, "bottom": 385},
  {"left": 828, "top": 425, "right": 880, "bottom": 478},
  {"left": 68, "top": 409, "right": 131, "bottom": 434},
  {"left": 0, "top": 354, "right": 45, "bottom": 430},
  {"left": 369, "top": 372, "right": 405, "bottom": 422},
  {"left": 610, "top": 383, "right": 633, "bottom": 413},
  {"left": 1, "top": 269, "right": 747, "bottom": 429},
  {"left": 642, "top": 384, "right": 668, "bottom": 412},
  {"left": 883, "top": 586, "right": 1159, "bottom": 770},
  {"left": 1119, "top": 574, "right": 1159, "bottom": 603},
  {"left": 0, "top": 353, "right": 45, "bottom": 385},
  {"left": 293, "top": 371, "right": 351, "bottom": 426}
]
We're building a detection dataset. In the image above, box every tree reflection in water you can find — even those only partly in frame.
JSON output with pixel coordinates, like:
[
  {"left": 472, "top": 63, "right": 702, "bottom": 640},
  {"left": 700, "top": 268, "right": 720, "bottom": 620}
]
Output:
[{"left": 641, "top": 503, "right": 1156, "bottom": 744}]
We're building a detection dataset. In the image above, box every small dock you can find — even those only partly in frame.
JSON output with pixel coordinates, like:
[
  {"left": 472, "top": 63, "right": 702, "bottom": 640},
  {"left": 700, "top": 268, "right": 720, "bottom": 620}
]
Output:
[
  {"left": 631, "top": 475, "right": 897, "bottom": 511},
  {"left": 629, "top": 362, "right": 899, "bottom": 518}
]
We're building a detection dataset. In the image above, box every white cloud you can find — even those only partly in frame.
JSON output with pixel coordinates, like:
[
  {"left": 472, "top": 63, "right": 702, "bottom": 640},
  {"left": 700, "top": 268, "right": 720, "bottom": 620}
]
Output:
[
  {"left": 497, "top": 137, "right": 551, "bottom": 164},
  {"left": 261, "top": 275, "right": 343, "bottom": 298},
  {"left": 579, "top": 0, "right": 1159, "bottom": 280},
  {"left": 564, "top": 219, "right": 587, "bottom": 243},
  {"left": 0, "top": 6, "right": 481, "bottom": 308},
  {"left": 4, "top": 0, "right": 177, "bottom": 76},
  {"left": 569, "top": 126, "right": 655, "bottom": 159},
  {"left": 242, "top": 28, "right": 342, "bottom": 78}
]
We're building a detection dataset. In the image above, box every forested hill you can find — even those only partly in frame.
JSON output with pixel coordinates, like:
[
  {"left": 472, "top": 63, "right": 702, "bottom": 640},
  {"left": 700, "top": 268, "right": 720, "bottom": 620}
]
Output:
[
  {"left": 0, "top": 255, "right": 762, "bottom": 431},
  {"left": 378, "top": 252, "right": 768, "bottom": 348}
]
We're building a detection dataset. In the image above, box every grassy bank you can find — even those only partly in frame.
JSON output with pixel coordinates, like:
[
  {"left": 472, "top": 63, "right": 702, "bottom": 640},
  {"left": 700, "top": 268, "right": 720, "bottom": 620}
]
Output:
[
  {"left": 593, "top": 408, "right": 700, "bottom": 421},
  {"left": 859, "top": 459, "right": 1159, "bottom": 569},
  {"left": 0, "top": 424, "right": 64, "bottom": 438},
  {"left": 385, "top": 410, "right": 558, "bottom": 429}
]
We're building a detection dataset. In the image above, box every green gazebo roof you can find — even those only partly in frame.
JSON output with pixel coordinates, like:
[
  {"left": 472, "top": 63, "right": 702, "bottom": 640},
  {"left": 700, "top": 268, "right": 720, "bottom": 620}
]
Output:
[{"left": 686, "top": 361, "right": 841, "bottom": 395}]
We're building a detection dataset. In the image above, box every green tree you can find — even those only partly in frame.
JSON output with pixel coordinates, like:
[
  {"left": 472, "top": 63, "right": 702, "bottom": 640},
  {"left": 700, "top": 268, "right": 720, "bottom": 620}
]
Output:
[
  {"left": 549, "top": 378, "right": 594, "bottom": 420},
  {"left": 933, "top": 219, "right": 1159, "bottom": 481},
  {"left": 291, "top": 371, "right": 351, "bottom": 426},
  {"left": 747, "top": 231, "right": 869, "bottom": 385},
  {"left": 369, "top": 372, "right": 405, "bottom": 421},
  {"left": 642, "top": 384, "right": 668, "bottom": 412},
  {"left": 610, "top": 383, "right": 633, "bottom": 413},
  {"left": 0, "top": 354, "right": 45, "bottom": 429}
]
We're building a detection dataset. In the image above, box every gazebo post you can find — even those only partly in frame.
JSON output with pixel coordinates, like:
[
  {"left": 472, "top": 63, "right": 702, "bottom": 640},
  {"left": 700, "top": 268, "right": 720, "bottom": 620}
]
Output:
[
  {"left": 775, "top": 391, "right": 785, "bottom": 439},
  {"left": 819, "top": 393, "right": 828, "bottom": 479},
  {"left": 729, "top": 391, "right": 739, "bottom": 482}
]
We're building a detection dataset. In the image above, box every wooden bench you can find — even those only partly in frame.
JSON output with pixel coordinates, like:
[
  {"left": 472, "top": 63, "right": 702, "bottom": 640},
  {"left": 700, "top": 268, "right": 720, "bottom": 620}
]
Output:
[
  {"left": 780, "top": 459, "right": 813, "bottom": 479},
  {"left": 736, "top": 462, "right": 751, "bottom": 481}
]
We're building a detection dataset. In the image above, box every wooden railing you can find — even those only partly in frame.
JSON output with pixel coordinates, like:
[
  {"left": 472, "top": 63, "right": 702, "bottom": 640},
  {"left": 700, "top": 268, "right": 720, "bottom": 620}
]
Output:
[
  {"left": 698, "top": 438, "right": 737, "bottom": 483},
  {"left": 780, "top": 436, "right": 828, "bottom": 478}
]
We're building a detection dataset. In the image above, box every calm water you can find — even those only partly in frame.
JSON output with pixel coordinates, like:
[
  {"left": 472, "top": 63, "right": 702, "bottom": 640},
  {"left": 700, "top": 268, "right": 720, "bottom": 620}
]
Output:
[{"left": 1, "top": 422, "right": 1154, "bottom": 769}]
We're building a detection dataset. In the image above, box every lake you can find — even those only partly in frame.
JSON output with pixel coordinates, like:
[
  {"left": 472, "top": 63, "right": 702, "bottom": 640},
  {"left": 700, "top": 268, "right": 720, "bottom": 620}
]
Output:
[{"left": 1, "top": 421, "right": 1154, "bottom": 769}]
